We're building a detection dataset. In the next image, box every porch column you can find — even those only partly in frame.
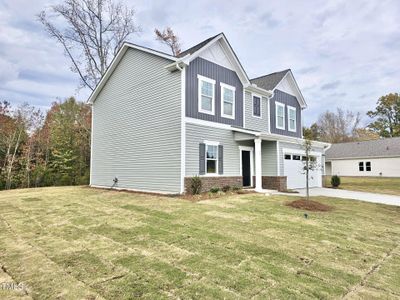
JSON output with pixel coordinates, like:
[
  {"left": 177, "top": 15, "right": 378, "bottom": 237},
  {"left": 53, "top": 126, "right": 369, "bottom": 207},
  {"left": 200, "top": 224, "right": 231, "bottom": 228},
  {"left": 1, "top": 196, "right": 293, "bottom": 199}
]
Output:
[{"left": 254, "top": 138, "right": 262, "bottom": 192}]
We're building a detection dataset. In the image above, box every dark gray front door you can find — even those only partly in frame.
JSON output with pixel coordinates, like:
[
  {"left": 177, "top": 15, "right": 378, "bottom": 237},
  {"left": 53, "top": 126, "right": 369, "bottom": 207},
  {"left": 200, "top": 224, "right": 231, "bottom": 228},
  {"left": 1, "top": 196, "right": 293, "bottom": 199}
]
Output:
[{"left": 241, "top": 151, "right": 251, "bottom": 187}]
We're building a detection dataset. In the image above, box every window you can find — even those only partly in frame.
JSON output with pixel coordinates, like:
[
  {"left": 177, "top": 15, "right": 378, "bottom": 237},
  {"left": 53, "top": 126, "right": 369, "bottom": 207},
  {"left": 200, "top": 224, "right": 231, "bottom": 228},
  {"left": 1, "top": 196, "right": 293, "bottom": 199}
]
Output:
[
  {"left": 220, "top": 83, "right": 235, "bottom": 119},
  {"left": 276, "top": 102, "right": 285, "bottom": 130},
  {"left": 366, "top": 161, "right": 371, "bottom": 171},
  {"left": 359, "top": 162, "right": 364, "bottom": 171},
  {"left": 293, "top": 155, "right": 301, "bottom": 160},
  {"left": 206, "top": 144, "right": 218, "bottom": 174},
  {"left": 198, "top": 75, "right": 215, "bottom": 115},
  {"left": 288, "top": 106, "right": 297, "bottom": 132},
  {"left": 285, "top": 154, "right": 291, "bottom": 160},
  {"left": 252, "top": 95, "right": 261, "bottom": 117}
]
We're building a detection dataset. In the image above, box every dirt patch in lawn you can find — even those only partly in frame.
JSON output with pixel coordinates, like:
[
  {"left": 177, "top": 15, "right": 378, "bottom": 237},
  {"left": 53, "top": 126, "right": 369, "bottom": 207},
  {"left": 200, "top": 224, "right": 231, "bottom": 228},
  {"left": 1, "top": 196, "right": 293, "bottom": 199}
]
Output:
[{"left": 286, "top": 199, "right": 333, "bottom": 212}]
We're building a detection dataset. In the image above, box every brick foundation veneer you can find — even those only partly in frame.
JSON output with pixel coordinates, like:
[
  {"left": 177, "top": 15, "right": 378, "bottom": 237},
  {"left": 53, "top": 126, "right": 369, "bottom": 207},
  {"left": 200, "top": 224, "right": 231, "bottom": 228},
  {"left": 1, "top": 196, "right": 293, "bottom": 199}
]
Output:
[
  {"left": 184, "top": 176, "right": 243, "bottom": 194},
  {"left": 262, "top": 176, "right": 287, "bottom": 191}
]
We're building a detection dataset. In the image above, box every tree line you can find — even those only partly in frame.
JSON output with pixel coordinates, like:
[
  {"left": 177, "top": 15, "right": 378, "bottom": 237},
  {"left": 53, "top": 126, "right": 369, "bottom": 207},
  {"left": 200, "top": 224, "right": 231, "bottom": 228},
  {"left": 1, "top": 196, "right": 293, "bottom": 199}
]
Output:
[
  {"left": 303, "top": 93, "right": 400, "bottom": 143},
  {"left": 0, "top": 98, "right": 90, "bottom": 190}
]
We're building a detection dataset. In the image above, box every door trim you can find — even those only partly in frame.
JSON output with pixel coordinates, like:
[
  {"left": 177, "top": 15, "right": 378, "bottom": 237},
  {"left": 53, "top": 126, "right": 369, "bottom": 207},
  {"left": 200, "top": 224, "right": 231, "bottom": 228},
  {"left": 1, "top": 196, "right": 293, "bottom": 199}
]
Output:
[{"left": 239, "top": 146, "right": 254, "bottom": 187}]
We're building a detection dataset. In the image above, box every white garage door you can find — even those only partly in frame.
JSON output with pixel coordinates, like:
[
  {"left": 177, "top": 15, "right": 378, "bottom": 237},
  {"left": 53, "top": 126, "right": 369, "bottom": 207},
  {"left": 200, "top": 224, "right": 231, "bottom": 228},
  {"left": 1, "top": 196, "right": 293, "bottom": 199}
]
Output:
[{"left": 283, "top": 153, "right": 322, "bottom": 189}]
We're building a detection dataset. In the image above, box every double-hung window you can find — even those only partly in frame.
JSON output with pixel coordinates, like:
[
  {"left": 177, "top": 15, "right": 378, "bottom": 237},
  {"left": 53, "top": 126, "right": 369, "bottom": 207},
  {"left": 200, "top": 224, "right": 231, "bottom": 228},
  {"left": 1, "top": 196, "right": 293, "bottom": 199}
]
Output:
[
  {"left": 288, "top": 106, "right": 297, "bottom": 132},
  {"left": 253, "top": 95, "right": 261, "bottom": 117},
  {"left": 198, "top": 75, "right": 215, "bottom": 115},
  {"left": 366, "top": 161, "right": 371, "bottom": 171},
  {"left": 359, "top": 162, "right": 364, "bottom": 171},
  {"left": 206, "top": 144, "right": 218, "bottom": 174},
  {"left": 220, "top": 83, "right": 235, "bottom": 119},
  {"left": 276, "top": 102, "right": 285, "bottom": 130}
]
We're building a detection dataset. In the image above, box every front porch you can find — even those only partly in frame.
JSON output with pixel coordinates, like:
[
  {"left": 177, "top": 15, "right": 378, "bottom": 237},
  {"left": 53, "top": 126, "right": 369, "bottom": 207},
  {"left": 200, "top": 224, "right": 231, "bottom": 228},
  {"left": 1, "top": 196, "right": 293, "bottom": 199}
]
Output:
[{"left": 235, "top": 131, "right": 286, "bottom": 192}]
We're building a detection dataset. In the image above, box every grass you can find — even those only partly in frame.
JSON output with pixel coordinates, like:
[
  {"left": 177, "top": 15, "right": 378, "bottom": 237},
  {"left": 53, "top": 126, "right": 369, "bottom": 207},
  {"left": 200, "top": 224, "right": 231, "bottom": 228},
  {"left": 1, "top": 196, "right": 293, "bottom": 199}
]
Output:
[
  {"left": 324, "top": 176, "right": 400, "bottom": 196},
  {"left": 0, "top": 186, "right": 399, "bottom": 299}
]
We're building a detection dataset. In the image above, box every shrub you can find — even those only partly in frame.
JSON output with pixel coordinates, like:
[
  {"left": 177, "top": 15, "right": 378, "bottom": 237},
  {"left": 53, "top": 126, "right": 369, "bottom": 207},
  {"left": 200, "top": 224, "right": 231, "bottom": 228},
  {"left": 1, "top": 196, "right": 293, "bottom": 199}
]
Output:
[
  {"left": 190, "top": 176, "right": 202, "bottom": 195},
  {"left": 232, "top": 185, "right": 242, "bottom": 192},
  {"left": 210, "top": 186, "right": 220, "bottom": 193},
  {"left": 331, "top": 175, "right": 341, "bottom": 188},
  {"left": 222, "top": 185, "right": 231, "bottom": 193}
]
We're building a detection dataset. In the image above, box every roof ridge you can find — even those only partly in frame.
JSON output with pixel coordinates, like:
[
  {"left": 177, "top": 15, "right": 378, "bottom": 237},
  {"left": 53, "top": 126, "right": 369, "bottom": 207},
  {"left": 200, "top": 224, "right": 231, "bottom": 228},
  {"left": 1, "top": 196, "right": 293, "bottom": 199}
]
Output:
[
  {"left": 250, "top": 69, "right": 291, "bottom": 81},
  {"left": 176, "top": 33, "right": 222, "bottom": 57},
  {"left": 331, "top": 137, "right": 400, "bottom": 146}
]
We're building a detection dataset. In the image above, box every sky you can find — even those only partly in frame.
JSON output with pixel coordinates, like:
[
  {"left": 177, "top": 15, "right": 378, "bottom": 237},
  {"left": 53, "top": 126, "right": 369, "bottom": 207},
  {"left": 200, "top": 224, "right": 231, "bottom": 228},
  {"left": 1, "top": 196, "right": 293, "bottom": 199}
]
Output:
[{"left": 0, "top": 0, "right": 399, "bottom": 125}]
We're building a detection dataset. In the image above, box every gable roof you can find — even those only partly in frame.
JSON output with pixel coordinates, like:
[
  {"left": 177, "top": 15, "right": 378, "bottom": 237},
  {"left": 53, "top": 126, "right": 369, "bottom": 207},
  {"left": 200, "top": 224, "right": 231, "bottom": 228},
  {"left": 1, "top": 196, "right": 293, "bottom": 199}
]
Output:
[
  {"left": 250, "top": 69, "right": 290, "bottom": 91},
  {"left": 250, "top": 69, "right": 307, "bottom": 108},
  {"left": 178, "top": 33, "right": 251, "bottom": 85},
  {"left": 177, "top": 34, "right": 220, "bottom": 58},
  {"left": 326, "top": 137, "right": 400, "bottom": 160}
]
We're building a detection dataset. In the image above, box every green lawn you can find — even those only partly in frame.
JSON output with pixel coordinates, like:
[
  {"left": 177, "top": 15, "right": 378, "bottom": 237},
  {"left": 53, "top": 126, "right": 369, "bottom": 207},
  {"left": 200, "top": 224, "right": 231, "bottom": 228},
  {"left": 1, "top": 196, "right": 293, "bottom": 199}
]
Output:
[
  {"left": 0, "top": 187, "right": 399, "bottom": 299},
  {"left": 324, "top": 176, "right": 400, "bottom": 196}
]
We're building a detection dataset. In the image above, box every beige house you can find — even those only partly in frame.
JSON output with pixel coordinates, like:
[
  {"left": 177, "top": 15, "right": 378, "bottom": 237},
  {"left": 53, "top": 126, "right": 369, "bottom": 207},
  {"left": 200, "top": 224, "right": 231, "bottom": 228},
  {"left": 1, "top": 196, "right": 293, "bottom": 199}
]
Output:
[{"left": 325, "top": 137, "right": 400, "bottom": 177}]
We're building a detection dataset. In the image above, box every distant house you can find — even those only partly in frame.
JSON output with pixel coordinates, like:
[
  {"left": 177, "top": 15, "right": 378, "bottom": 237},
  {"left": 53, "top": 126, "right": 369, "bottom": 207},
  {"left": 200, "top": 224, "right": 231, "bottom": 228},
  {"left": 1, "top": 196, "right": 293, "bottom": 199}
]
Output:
[
  {"left": 325, "top": 137, "right": 400, "bottom": 177},
  {"left": 89, "top": 32, "right": 329, "bottom": 194}
]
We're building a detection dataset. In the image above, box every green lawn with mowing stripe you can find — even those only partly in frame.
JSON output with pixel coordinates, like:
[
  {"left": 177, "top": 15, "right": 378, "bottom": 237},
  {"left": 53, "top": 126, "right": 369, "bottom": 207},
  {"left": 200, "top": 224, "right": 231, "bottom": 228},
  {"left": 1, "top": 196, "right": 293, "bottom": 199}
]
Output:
[{"left": 0, "top": 186, "right": 399, "bottom": 299}]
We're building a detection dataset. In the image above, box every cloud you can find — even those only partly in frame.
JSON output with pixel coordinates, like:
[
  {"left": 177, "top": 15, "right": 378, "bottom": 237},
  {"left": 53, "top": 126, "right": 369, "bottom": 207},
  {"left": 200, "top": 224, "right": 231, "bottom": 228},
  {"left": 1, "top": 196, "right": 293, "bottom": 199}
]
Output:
[
  {"left": 0, "top": 58, "right": 19, "bottom": 84},
  {"left": 0, "top": 0, "right": 399, "bottom": 127},
  {"left": 321, "top": 81, "right": 341, "bottom": 90}
]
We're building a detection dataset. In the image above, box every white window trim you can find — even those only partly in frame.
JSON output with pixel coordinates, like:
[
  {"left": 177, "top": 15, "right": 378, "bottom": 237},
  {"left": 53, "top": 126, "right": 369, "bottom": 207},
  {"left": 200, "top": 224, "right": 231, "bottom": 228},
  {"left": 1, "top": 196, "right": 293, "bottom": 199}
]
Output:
[
  {"left": 239, "top": 146, "right": 254, "bottom": 187},
  {"left": 287, "top": 105, "right": 297, "bottom": 132},
  {"left": 204, "top": 140, "right": 219, "bottom": 176},
  {"left": 252, "top": 93, "right": 262, "bottom": 118},
  {"left": 197, "top": 74, "right": 216, "bottom": 115},
  {"left": 275, "top": 101, "right": 286, "bottom": 130},
  {"left": 220, "top": 82, "right": 236, "bottom": 119}
]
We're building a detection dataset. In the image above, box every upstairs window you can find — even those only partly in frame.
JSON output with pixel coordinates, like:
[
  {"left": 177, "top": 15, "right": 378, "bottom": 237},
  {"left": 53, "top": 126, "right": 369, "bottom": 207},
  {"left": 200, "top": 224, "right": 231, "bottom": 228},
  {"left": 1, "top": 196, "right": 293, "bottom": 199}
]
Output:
[
  {"left": 288, "top": 106, "right": 297, "bottom": 132},
  {"left": 198, "top": 75, "right": 215, "bottom": 115},
  {"left": 253, "top": 95, "right": 261, "bottom": 117},
  {"left": 276, "top": 102, "right": 285, "bottom": 130},
  {"left": 220, "top": 83, "right": 235, "bottom": 119},
  {"left": 359, "top": 162, "right": 364, "bottom": 171}
]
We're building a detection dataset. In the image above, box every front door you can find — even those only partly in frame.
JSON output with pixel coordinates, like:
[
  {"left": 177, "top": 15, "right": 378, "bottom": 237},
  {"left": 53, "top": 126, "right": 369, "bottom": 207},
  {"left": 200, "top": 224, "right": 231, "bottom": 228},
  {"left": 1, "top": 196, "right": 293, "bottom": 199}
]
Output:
[{"left": 241, "top": 150, "right": 251, "bottom": 187}]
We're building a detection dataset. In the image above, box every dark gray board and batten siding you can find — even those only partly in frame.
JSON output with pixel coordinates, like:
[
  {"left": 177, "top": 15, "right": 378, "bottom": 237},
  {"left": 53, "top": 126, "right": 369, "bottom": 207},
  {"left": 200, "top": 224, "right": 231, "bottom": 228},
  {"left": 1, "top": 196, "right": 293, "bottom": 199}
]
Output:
[
  {"left": 185, "top": 57, "right": 243, "bottom": 127},
  {"left": 269, "top": 89, "right": 302, "bottom": 138}
]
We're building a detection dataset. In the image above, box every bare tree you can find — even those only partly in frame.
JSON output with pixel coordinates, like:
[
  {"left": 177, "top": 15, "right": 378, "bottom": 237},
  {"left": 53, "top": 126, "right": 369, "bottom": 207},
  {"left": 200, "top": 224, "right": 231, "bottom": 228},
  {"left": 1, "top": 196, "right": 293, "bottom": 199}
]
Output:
[
  {"left": 155, "top": 27, "right": 181, "bottom": 56},
  {"left": 302, "top": 139, "right": 319, "bottom": 201},
  {"left": 38, "top": 0, "right": 140, "bottom": 91},
  {"left": 316, "top": 108, "right": 361, "bottom": 143}
]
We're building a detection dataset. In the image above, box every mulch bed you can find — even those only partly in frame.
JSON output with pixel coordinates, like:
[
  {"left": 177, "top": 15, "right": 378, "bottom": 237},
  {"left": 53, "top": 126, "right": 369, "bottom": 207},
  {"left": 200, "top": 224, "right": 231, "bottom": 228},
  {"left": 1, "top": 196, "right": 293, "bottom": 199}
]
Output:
[
  {"left": 286, "top": 199, "right": 333, "bottom": 212},
  {"left": 181, "top": 190, "right": 255, "bottom": 202}
]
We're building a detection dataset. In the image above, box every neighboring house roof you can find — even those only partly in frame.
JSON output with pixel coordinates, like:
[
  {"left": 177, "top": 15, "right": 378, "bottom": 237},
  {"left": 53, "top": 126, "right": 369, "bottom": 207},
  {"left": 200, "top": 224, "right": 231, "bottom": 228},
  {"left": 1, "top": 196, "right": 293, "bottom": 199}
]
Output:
[
  {"left": 250, "top": 69, "right": 290, "bottom": 91},
  {"left": 326, "top": 137, "right": 400, "bottom": 160}
]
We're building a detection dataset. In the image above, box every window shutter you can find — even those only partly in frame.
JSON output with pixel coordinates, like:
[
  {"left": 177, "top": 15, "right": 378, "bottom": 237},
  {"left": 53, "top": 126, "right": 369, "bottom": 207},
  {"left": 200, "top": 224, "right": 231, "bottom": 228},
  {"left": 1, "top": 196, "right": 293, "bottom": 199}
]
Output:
[
  {"left": 218, "top": 145, "right": 223, "bottom": 174},
  {"left": 199, "top": 143, "right": 206, "bottom": 175}
]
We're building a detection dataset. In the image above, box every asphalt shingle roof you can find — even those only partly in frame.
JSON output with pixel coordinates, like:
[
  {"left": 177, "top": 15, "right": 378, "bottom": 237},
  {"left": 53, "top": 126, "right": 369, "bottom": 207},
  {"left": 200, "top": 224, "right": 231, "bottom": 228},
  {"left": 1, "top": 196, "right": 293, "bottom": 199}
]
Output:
[
  {"left": 176, "top": 33, "right": 221, "bottom": 58},
  {"left": 326, "top": 137, "right": 400, "bottom": 160},
  {"left": 250, "top": 69, "right": 290, "bottom": 91}
]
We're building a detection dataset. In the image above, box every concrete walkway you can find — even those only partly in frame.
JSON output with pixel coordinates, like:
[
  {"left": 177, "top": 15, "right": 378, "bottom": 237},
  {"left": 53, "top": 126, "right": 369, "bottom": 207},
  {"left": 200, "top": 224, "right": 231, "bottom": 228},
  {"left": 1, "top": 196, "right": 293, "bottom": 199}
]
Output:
[{"left": 284, "top": 187, "right": 400, "bottom": 207}]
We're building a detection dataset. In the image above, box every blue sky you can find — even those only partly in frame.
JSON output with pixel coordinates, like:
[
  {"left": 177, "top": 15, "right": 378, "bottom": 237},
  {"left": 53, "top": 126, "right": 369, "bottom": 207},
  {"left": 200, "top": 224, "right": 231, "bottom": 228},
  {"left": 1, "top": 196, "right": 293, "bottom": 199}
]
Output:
[{"left": 0, "top": 0, "right": 399, "bottom": 125}]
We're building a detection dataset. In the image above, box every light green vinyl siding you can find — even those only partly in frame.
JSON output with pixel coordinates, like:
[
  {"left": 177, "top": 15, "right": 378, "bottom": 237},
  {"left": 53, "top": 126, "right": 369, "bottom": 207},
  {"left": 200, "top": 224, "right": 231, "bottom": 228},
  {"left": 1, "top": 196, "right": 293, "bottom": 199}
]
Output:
[
  {"left": 244, "top": 91, "right": 269, "bottom": 132},
  {"left": 91, "top": 48, "right": 181, "bottom": 193},
  {"left": 262, "top": 141, "right": 278, "bottom": 176},
  {"left": 185, "top": 123, "right": 252, "bottom": 176}
]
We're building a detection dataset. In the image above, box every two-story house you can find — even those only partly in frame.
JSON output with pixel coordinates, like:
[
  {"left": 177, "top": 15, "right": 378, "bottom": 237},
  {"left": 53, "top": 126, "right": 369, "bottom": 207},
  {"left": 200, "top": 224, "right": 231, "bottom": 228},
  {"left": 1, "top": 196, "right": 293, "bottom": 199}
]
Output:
[{"left": 89, "top": 33, "right": 329, "bottom": 194}]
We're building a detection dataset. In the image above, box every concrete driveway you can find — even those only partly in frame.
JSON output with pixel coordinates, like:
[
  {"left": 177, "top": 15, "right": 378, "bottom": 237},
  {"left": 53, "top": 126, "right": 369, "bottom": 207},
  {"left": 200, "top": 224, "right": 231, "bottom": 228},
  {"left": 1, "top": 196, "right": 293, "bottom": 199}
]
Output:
[{"left": 293, "top": 187, "right": 400, "bottom": 207}]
